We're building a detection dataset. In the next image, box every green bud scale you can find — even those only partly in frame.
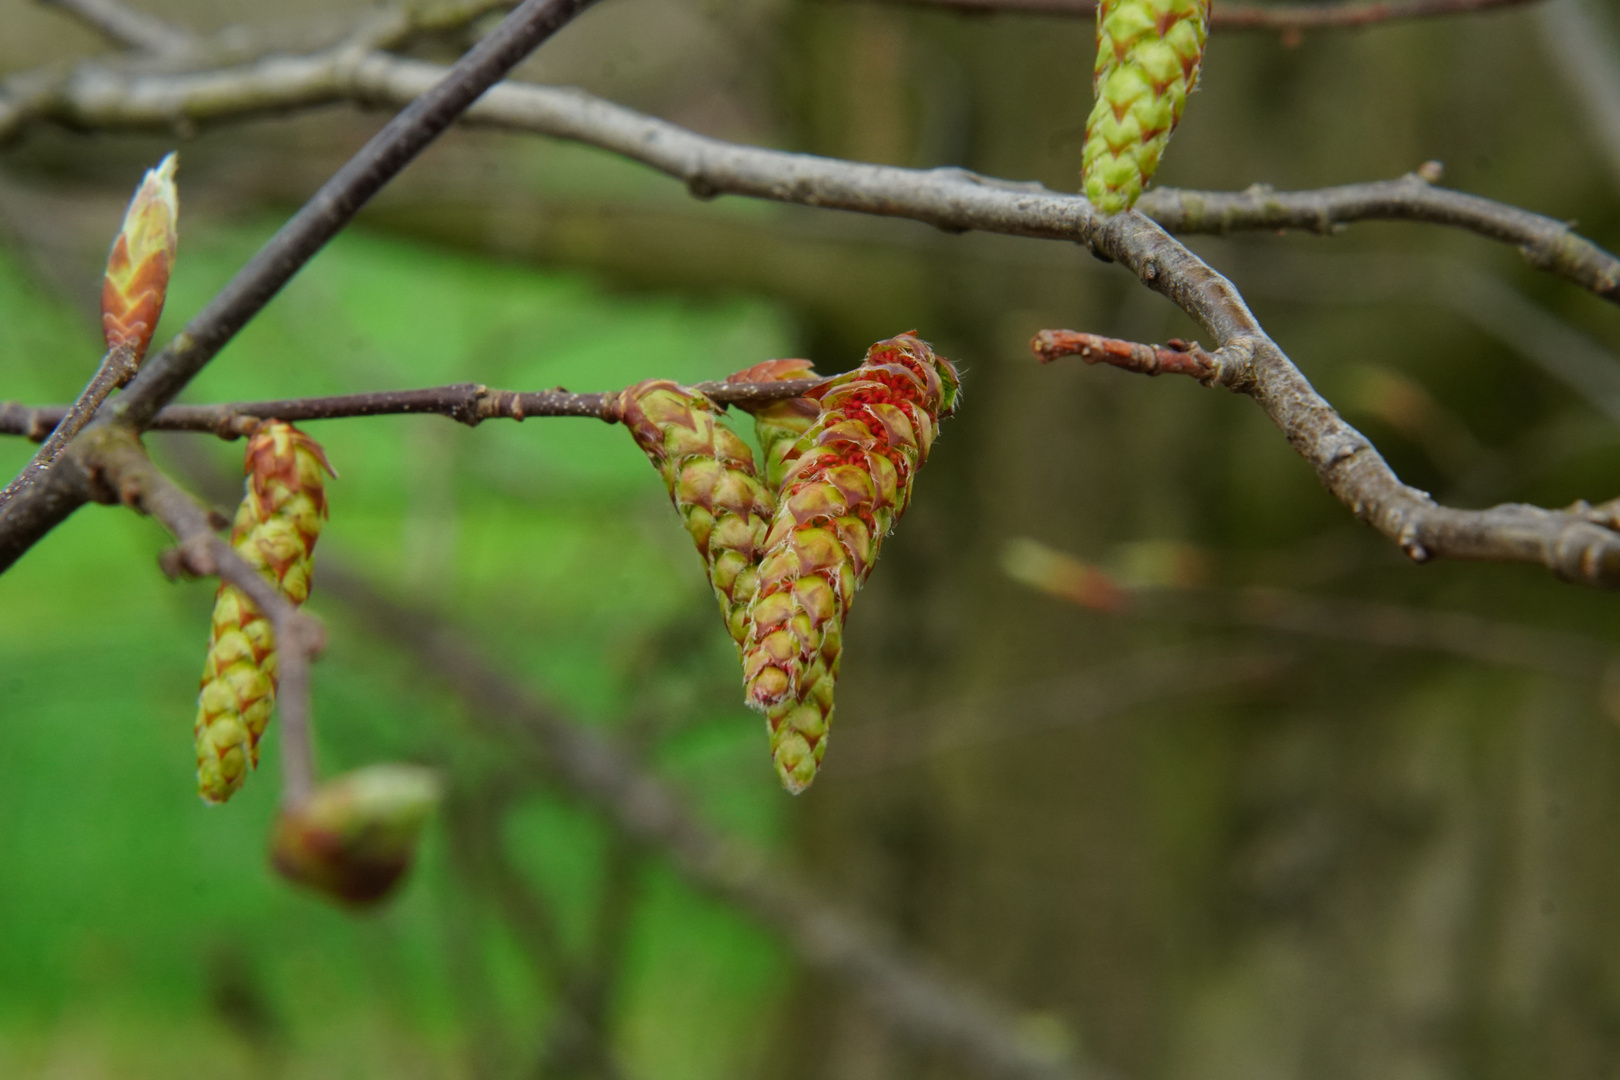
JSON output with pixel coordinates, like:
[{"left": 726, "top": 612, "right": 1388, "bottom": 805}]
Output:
[
  {"left": 728, "top": 358, "right": 823, "bottom": 491},
  {"left": 742, "top": 333, "right": 960, "bottom": 794},
  {"left": 617, "top": 381, "right": 775, "bottom": 649},
  {"left": 1082, "top": 0, "right": 1210, "bottom": 214},
  {"left": 195, "top": 421, "right": 333, "bottom": 804}
]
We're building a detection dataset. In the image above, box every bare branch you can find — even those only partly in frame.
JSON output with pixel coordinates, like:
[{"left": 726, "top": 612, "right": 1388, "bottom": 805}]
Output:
[
  {"left": 0, "top": 378, "right": 831, "bottom": 441},
  {"left": 0, "top": 342, "right": 136, "bottom": 510},
  {"left": 75, "top": 425, "right": 325, "bottom": 803},
  {"left": 36, "top": 0, "right": 195, "bottom": 54},
  {"left": 839, "top": 0, "right": 1541, "bottom": 32},
  {"left": 1032, "top": 329, "right": 1218, "bottom": 380},
  {"left": 7, "top": 53, "right": 1614, "bottom": 307},
  {"left": 317, "top": 562, "right": 1107, "bottom": 1080},
  {"left": 1136, "top": 171, "right": 1620, "bottom": 304},
  {"left": 1032, "top": 320, "right": 1620, "bottom": 587}
]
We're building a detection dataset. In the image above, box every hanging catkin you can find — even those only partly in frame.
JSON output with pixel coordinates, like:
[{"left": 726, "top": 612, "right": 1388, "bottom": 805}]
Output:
[
  {"left": 194, "top": 421, "right": 333, "bottom": 803},
  {"left": 742, "top": 333, "right": 960, "bottom": 793},
  {"left": 618, "top": 381, "right": 776, "bottom": 650},
  {"left": 1082, "top": 0, "right": 1210, "bottom": 214}
]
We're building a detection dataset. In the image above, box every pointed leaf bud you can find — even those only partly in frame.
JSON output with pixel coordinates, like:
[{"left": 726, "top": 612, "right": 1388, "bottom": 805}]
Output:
[
  {"left": 270, "top": 764, "right": 442, "bottom": 909},
  {"left": 102, "top": 152, "right": 178, "bottom": 368}
]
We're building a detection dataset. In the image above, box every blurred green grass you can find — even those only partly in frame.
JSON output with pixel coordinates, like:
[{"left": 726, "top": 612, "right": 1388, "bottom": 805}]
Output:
[{"left": 0, "top": 225, "right": 797, "bottom": 1078}]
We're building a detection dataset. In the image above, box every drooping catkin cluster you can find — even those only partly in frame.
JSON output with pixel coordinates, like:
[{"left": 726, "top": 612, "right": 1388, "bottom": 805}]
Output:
[
  {"left": 195, "top": 421, "right": 334, "bottom": 804},
  {"left": 742, "top": 333, "right": 960, "bottom": 793},
  {"left": 1082, "top": 0, "right": 1210, "bottom": 214},
  {"left": 617, "top": 381, "right": 775, "bottom": 649}
]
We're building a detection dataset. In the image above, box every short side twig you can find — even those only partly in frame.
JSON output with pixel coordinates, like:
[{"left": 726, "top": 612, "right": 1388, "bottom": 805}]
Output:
[
  {"left": 1032, "top": 329, "right": 1218, "bottom": 380},
  {"left": 0, "top": 342, "right": 135, "bottom": 511}
]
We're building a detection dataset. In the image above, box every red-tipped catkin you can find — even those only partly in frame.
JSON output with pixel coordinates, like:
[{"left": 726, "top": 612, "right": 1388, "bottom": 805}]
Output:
[{"left": 742, "top": 333, "right": 961, "bottom": 793}]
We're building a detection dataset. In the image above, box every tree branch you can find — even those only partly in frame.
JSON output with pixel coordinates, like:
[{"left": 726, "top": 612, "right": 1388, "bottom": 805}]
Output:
[
  {"left": 317, "top": 561, "right": 1106, "bottom": 1080},
  {"left": 75, "top": 425, "right": 325, "bottom": 803},
  {"left": 1035, "top": 322, "right": 1620, "bottom": 587},
  {"left": 841, "top": 0, "right": 1542, "bottom": 32},
  {"left": 0, "top": 378, "right": 830, "bottom": 440},
  {"left": 5, "top": 39, "right": 1619, "bottom": 586},
  {"left": 6, "top": 53, "right": 1615, "bottom": 307},
  {"left": 0, "top": 342, "right": 136, "bottom": 509},
  {"left": 1135, "top": 170, "right": 1620, "bottom": 304}
]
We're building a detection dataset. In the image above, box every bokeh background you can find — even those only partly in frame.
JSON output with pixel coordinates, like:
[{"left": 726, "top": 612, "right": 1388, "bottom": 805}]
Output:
[{"left": 3, "top": 0, "right": 1620, "bottom": 1077}]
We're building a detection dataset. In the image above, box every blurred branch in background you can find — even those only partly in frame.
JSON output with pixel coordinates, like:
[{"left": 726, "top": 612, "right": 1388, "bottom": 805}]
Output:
[
  {"left": 837, "top": 648, "right": 1291, "bottom": 776},
  {"left": 38, "top": 0, "right": 195, "bottom": 54},
  {"left": 317, "top": 559, "right": 1112, "bottom": 1080},
  {"left": 1002, "top": 537, "right": 1620, "bottom": 687},
  {"left": 1536, "top": 0, "right": 1620, "bottom": 191},
  {"left": 840, "top": 0, "right": 1543, "bottom": 34}
]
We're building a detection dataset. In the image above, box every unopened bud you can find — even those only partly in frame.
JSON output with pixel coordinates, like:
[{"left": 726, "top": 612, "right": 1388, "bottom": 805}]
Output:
[
  {"left": 270, "top": 764, "right": 442, "bottom": 909},
  {"left": 102, "top": 152, "right": 178, "bottom": 366}
]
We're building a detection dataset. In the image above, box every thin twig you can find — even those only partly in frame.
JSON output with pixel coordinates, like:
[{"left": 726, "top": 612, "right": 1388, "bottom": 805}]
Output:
[
  {"left": 0, "top": 342, "right": 135, "bottom": 510},
  {"left": 76, "top": 425, "right": 325, "bottom": 803},
  {"left": 842, "top": 0, "right": 1540, "bottom": 31},
  {"left": 0, "top": 377, "right": 830, "bottom": 441},
  {"left": 317, "top": 561, "right": 1105, "bottom": 1080},
  {"left": 36, "top": 0, "right": 195, "bottom": 54},
  {"left": 1136, "top": 171, "right": 1620, "bottom": 303},
  {"left": 1032, "top": 329, "right": 1218, "bottom": 380}
]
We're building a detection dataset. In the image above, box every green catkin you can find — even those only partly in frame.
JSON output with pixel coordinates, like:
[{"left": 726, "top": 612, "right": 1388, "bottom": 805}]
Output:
[
  {"left": 194, "top": 421, "right": 333, "bottom": 804},
  {"left": 618, "top": 380, "right": 776, "bottom": 649},
  {"left": 1082, "top": 0, "right": 1211, "bottom": 214}
]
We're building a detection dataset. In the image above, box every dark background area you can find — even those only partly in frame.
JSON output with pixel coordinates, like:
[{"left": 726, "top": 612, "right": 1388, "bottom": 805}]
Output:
[{"left": 3, "top": 0, "right": 1620, "bottom": 1077}]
